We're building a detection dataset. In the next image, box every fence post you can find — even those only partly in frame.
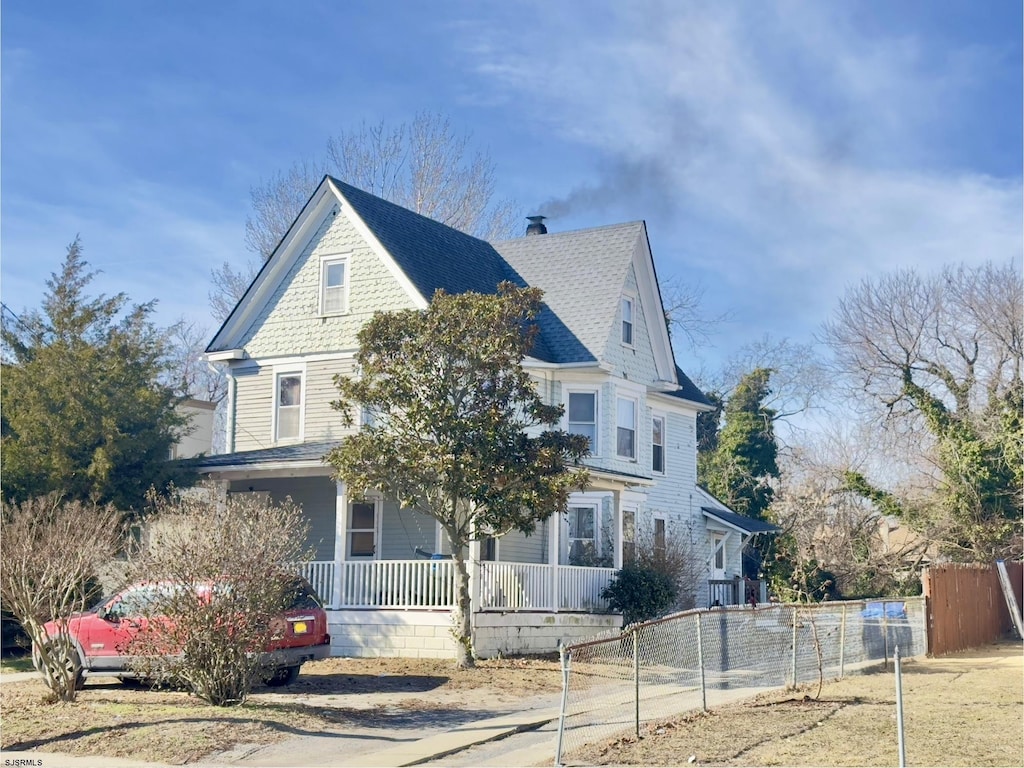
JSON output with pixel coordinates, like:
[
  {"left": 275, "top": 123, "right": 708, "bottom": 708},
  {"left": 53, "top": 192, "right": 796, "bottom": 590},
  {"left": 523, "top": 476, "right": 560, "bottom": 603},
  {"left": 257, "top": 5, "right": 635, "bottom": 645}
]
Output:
[
  {"left": 633, "top": 627, "right": 640, "bottom": 739},
  {"left": 790, "top": 606, "right": 798, "bottom": 688},
  {"left": 555, "top": 643, "right": 570, "bottom": 766},
  {"left": 883, "top": 602, "right": 889, "bottom": 671},
  {"left": 894, "top": 645, "right": 906, "bottom": 768},
  {"left": 697, "top": 612, "right": 707, "bottom": 712},
  {"left": 839, "top": 604, "right": 847, "bottom": 678}
]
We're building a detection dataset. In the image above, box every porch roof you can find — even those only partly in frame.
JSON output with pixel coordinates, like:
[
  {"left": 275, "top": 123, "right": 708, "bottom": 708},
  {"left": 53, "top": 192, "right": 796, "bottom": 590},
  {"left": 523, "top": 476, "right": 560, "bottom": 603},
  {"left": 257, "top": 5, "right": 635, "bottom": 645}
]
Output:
[
  {"left": 196, "top": 442, "right": 336, "bottom": 473},
  {"left": 701, "top": 506, "right": 780, "bottom": 535}
]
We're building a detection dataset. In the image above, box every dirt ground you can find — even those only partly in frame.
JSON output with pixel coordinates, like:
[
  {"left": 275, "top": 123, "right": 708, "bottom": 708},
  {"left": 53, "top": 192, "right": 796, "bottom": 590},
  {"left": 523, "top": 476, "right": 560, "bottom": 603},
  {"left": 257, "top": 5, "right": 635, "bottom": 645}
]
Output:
[
  {"left": 0, "top": 655, "right": 562, "bottom": 764},
  {"left": 3, "top": 645, "right": 1021, "bottom": 767},
  {"left": 569, "top": 642, "right": 1023, "bottom": 767}
]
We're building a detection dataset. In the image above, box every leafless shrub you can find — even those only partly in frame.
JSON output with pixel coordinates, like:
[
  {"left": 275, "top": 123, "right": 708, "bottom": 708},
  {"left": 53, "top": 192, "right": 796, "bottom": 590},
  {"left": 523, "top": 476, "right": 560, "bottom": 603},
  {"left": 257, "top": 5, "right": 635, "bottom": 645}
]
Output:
[
  {"left": 126, "top": 485, "right": 312, "bottom": 706},
  {"left": 0, "top": 495, "right": 123, "bottom": 702}
]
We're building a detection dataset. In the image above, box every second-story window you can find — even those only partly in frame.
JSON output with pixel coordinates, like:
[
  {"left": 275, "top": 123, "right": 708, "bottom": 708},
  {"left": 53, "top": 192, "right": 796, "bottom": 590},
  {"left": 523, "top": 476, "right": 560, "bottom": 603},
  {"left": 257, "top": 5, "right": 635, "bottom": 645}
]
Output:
[
  {"left": 621, "top": 296, "right": 634, "bottom": 345},
  {"left": 320, "top": 257, "right": 348, "bottom": 315},
  {"left": 276, "top": 373, "right": 302, "bottom": 441},
  {"left": 652, "top": 415, "right": 665, "bottom": 473},
  {"left": 616, "top": 397, "right": 636, "bottom": 460},
  {"left": 567, "top": 391, "right": 598, "bottom": 454}
]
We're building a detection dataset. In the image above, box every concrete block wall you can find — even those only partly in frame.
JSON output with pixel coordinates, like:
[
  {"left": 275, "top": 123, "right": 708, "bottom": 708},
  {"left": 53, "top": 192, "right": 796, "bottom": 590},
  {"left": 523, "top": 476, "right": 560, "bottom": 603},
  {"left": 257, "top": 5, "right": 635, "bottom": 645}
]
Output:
[
  {"left": 327, "top": 610, "right": 621, "bottom": 659},
  {"left": 328, "top": 610, "right": 457, "bottom": 659},
  {"left": 473, "top": 612, "right": 621, "bottom": 657}
]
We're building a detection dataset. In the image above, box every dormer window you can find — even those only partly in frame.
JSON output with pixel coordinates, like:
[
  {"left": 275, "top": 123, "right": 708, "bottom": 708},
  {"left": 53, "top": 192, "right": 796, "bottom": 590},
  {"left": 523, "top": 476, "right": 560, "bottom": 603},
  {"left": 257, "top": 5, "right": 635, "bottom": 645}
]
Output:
[
  {"left": 621, "top": 296, "right": 634, "bottom": 345},
  {"left": 320, "top": 256, "right": 349, "bottom": 315}
]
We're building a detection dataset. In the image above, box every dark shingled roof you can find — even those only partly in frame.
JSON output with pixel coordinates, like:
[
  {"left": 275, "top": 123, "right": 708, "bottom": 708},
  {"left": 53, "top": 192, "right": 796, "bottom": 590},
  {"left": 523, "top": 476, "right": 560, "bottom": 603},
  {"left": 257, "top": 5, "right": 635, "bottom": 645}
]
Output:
[
  {"left": 663, "top": 365, "right": 712, "bottom": 406},
  {"left": 702, "top": 506, "right": 780, "bottom": 535},
  {"left": 196, "top": 442, "right": 337, "bottom": 470},
  {"left": 331, "top": 177, "right": 558, "bottom": 361}
]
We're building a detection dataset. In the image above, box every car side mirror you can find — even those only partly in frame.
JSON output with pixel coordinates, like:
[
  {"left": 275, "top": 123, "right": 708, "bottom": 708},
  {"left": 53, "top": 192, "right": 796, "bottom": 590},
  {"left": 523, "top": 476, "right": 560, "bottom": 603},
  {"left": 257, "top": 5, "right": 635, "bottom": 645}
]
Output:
[{"left": 99, "top": 602, "right": 121, "bottom": 622}]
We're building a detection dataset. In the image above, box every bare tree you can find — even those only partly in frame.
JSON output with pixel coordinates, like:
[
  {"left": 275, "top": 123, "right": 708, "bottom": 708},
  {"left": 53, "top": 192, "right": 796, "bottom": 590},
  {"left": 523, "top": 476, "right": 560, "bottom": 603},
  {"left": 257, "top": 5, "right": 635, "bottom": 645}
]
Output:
[
  {"left": 126, "top": 486, "right": 313, "bottom": 706},
  {"left": 163, "top": 318, "right": 226, "bottom": 404},
  {"left": 0, "top": 496, "right": 122, "bottom": 702},
  {"left": 661, "top": 277, "right": 731, "bottom": 353},
  {"left": 211, "top": 113, "right": 521, "bottom": 322},
  {"left": 822, "top": 260, "right": 1023, "bottom": 559}
]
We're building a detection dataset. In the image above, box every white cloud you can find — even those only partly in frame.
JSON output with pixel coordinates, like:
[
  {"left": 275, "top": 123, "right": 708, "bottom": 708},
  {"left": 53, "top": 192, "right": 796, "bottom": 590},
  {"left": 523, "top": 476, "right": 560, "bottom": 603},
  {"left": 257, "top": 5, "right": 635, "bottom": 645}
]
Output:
[{"left": 460, "top": 0, "right": 1022, "bottom": 351}]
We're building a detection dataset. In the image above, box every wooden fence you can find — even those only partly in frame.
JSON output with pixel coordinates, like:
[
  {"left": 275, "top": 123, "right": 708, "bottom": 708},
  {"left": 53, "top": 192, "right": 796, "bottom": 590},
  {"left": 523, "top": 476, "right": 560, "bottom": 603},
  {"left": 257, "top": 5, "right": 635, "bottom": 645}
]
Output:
[{"left": 922, "top": 562, "right": 1023, "bottom": 656}]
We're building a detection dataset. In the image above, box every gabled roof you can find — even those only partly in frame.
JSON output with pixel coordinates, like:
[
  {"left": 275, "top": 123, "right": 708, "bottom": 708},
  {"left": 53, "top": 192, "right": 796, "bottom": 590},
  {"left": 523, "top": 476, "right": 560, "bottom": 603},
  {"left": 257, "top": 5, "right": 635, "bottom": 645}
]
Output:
[
  {"left": 208, "top": 177, "right": 707, "bottom": 397},
  {"left": 492, "top": 222, "right": 644, "bottom": 365}
]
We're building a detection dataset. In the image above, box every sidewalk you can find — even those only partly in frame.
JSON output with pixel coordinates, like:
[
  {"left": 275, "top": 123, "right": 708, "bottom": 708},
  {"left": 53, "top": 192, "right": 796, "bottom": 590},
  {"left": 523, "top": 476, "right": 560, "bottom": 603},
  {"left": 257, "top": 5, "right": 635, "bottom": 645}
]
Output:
[{"left": 0, "top": 705, "right": 561, "bottom": 768}]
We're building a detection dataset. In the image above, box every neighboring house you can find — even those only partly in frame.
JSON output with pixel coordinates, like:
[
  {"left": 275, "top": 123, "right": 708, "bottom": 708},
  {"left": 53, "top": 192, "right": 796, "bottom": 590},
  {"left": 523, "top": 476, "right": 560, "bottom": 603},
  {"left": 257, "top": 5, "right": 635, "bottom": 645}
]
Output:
[
  {"left": 170, "top": 399, "right": 216, "bottom": 459},
  {"left": 198, "top": 176, "right": 772, "bottom": 659}
]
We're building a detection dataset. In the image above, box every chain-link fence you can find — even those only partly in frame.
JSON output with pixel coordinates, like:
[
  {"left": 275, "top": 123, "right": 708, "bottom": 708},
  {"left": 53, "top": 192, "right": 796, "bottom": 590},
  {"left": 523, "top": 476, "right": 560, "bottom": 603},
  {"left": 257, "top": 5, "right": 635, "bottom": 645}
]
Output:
[{"left": 555, "top": 598, "right": 926, "bottom": 764}]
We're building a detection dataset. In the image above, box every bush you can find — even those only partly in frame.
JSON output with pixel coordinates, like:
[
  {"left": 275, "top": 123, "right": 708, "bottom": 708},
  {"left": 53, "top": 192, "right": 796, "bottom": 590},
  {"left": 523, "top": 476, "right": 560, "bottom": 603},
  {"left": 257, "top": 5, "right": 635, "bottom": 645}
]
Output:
[
  {"left": 0, "top": 495, "right": 123, "bottom": 702},
  {"left": 127, "top": 485, "right": 312, "bottom": 706},
  {"left": 601, "top": 566, "right": 677, "bottom": 627}
]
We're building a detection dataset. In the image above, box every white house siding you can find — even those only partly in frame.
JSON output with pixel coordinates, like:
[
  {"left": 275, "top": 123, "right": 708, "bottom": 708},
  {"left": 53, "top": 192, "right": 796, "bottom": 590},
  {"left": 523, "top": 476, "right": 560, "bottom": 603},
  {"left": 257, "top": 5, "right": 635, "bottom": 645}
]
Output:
[
  {"left": 378, "top": 502, "right": 436, "bottom": 560},
  {"left": 228, "top": 476, "right": 336, "bottom": 561},
  {"left": 230, "top": 357, "right": 357, "bottom": 451},
  {"left": 303, "top": 357, "right": 356, "bottom": 441},
  {"left": 238, "top": 205, "right": 419, "bottom": 359},
  {"left": 602, "top": 264, "right": 661, "bottom": 387},
  {"left": 232, "top": 364, "right": 272, "bottom": 451}
]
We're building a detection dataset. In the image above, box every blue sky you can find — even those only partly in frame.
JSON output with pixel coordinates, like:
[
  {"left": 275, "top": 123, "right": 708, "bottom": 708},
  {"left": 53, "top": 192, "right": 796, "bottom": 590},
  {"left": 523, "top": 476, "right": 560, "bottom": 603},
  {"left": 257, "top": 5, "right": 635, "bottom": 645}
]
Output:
[{"left": 3, "top": 0, "right": 1021, "bottom": 375}]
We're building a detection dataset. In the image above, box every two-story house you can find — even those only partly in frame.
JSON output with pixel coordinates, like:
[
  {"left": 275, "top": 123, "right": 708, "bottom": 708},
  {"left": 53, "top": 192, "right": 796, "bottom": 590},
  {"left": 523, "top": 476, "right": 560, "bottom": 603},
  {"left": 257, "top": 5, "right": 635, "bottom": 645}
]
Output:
[{"left": 199, "top": 176, "right": 773, "bottom": 659}]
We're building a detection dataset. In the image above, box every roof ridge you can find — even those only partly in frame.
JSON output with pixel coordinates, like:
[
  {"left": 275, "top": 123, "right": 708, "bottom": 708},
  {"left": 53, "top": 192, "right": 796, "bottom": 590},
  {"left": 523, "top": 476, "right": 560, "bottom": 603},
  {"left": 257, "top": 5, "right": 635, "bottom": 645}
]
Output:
[{"left": 491, "top": 219, "right": 644, "bottom": 244}]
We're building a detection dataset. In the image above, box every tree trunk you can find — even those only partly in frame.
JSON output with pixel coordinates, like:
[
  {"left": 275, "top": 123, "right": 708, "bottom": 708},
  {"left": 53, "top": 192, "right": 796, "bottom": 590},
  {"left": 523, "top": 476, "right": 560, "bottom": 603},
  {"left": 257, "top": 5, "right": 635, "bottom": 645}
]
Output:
[{"left": 451, "top": 551, "right": 475, "bottom": 669}]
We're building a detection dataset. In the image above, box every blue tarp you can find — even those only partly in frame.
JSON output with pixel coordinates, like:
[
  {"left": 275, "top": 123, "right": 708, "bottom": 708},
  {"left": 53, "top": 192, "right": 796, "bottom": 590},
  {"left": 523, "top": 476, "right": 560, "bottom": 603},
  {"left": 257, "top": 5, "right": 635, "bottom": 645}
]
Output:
[{"left": 861, "top": 601, "right": 906, "bottom": 619}]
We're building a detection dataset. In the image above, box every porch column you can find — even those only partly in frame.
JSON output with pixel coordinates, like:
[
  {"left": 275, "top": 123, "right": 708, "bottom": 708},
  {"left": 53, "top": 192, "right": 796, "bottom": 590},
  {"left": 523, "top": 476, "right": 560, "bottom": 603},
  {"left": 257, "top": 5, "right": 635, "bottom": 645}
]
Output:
[
  {"left": 468, "top": 527, "right": 482, "bottom": 627},
  {"left": 613, "top": 490, "right": 623, "bottom": 569},
  {"left": 549, "top": 513, "right": 561, "bottom": 612},
  {"left": 333, "top": 480, "right": 347, "bottom": 609}
]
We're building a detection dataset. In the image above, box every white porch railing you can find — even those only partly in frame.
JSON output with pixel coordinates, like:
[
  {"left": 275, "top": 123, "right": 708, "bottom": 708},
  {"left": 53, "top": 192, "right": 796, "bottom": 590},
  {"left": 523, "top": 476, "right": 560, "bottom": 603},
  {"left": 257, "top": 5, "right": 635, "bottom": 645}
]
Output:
[
  {"left": 339, "top": 559, "right": 457, "bottom": 609},
  {"left": 299, "top": 561, "right": 335, "bottom": 607},
  {"left": 558, "top": 565, "right": 613, "bottom": 612},
  {"left": 478, "top": 562, "right": 614, "bottom": 612},
  {"left": 479, "top": 562, "right": 553, "bottom": 610},
  {"left": 302, "top": 559, "right": 615, "bottom": 613}
]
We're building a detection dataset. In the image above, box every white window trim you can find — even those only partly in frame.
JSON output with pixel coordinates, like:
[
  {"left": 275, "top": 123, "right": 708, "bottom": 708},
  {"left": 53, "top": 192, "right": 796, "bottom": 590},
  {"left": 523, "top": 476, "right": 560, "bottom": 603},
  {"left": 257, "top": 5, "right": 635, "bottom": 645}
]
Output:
[
  {"left": 347, "top": 496, "right": 381, "bottom": 560},
  {"left": 620, "top": 294, "right": 636, "bottom": 347},
  {"left": 616, "top": 395, "right": 638, "bottom": 461},
  {"left": 272, "top": 364, "right": 306, "bottom": 444},
  {"left": 566, "top": 502, "right": 601, "bottom": 563},
  {"left": 319, "top": 253, "right": 351, "bottom": 316},
  {"left": 563, "top": 386, "right": 601, "bottom": 457},
  {"left": 651, "top": 413, "right": 667, "bottom": 475}
]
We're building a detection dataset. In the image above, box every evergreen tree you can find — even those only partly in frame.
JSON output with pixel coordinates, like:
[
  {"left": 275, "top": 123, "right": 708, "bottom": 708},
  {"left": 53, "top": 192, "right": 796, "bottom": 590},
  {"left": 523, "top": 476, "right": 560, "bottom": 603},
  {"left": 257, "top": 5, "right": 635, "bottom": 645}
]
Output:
[
  {"left": 1, "top": 238, "right": 192, "bottom": 511},
  {"left": 698, "top": 368, "right": 780, "bottom": 521}
]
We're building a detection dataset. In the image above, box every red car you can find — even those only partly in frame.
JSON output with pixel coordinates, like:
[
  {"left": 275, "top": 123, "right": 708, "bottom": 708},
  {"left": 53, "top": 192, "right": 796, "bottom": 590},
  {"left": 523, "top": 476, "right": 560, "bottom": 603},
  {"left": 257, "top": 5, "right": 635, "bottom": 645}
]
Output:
[{"left": 35, "top": 578, "right": 331, "bottom": 689}]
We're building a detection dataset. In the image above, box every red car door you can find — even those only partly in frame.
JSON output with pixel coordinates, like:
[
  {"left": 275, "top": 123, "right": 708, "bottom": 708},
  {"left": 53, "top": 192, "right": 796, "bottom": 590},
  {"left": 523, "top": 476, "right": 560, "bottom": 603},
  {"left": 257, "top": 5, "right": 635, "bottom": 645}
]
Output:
[{"left": 79, "top": 586, "right": 154, "bottom": 671}]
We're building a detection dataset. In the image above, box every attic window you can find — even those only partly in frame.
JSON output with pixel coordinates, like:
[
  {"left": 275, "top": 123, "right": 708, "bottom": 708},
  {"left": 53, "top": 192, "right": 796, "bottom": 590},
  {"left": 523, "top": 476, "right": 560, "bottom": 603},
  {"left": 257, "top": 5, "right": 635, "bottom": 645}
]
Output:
[
  {"left": 621, "top": 296, "right": 634, "bottom": 345},
  {"left": 320, "top": 256, "right": 349, "bottom": 315}
]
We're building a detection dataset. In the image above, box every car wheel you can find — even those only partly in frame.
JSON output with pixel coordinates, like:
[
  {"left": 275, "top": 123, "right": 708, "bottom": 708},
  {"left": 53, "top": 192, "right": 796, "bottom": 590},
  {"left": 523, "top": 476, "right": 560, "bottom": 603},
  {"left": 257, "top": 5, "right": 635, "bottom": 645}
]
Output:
[
  {"left": 265, "top": 665, "right": 301, "bottom": 687},
  {"left": 32, "top": 639, "right": 84, "bottom": 690}
]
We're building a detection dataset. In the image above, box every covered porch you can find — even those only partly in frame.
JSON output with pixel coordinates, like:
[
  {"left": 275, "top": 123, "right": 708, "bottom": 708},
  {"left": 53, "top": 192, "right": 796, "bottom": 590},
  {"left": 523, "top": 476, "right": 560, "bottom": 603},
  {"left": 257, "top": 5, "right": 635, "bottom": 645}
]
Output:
[{"left": 199, "top": 450, "right": 647, "bottom": 617}]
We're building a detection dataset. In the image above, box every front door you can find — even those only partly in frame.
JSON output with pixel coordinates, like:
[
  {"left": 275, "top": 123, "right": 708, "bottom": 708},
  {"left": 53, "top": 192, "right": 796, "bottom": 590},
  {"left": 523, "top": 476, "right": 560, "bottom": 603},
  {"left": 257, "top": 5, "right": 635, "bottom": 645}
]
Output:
[{"left": 711, "top": 533, "right": 727, "bottom": 580}]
